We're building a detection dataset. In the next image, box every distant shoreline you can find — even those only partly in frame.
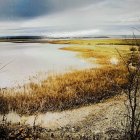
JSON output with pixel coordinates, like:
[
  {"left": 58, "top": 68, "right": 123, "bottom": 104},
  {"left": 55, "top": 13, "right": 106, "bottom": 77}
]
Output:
[{"left": 0, "top": 35, "right": 140, "bottom": 43}]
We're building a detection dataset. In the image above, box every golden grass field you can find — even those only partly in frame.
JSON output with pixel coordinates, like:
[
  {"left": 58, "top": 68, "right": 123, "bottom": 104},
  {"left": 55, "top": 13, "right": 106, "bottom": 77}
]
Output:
[
  {"left": 60, "top": 44, "right": 130, "bottom": 65},
  {"left": 47, "top": 38, "right": 140, "bottom": 46},
  {"left": 50, "top": 39, "right": 137, "bottom": 65},
  {"left": 0, "top": 66, "right": 127, "bottom": 115},
  {"left": 1, "top": 39, "right": 139, "bottom": 115}
]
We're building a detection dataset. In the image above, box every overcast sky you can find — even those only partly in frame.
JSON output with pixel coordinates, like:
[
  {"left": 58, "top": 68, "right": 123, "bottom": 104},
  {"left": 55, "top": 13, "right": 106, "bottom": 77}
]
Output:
[{"left": 0, "top": 0, "right": 140, "bottom": 37}]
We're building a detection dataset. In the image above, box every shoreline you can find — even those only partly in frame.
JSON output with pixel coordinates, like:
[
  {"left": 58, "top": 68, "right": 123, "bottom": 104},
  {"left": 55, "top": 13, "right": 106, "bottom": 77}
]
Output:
[
  {"left": 0, "top": 39, "right": 130, "bottom": 115},
  {"left": 0, "top": 38, "right": 135, "bottom": 139}
]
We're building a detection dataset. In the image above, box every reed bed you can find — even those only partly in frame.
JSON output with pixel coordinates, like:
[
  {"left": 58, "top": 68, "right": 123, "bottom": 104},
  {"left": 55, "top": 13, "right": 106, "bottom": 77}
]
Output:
[{"left": 0, "top": 65, "right": 127, "bottom": 115}]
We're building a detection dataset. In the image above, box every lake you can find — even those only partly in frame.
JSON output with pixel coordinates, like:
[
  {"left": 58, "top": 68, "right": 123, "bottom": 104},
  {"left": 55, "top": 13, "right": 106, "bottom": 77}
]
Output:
[{"left": 0, "top": 42, "right": 98, "bottom": 88}]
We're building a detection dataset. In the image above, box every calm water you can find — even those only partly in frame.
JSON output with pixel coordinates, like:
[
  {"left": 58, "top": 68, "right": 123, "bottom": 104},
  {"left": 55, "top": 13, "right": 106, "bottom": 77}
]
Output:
[{"left": 0, "top": 42, "right": 98, "bottom": 87}]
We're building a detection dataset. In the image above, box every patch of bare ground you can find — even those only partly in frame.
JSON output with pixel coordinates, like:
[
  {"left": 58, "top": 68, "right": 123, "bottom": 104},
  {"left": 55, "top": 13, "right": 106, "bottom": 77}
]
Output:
[{"left": 0, "top": 94, "right": 127, "bottom": 139}]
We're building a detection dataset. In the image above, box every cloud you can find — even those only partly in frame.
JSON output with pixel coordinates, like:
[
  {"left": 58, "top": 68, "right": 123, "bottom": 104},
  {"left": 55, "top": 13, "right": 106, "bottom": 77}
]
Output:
[
  {"left": 0, "top": 0, "right": 139, "bottom": 36},
  {"left": 0, "top": 0, "right": 50, "bottom": 19},
  {"left": 44, "top": 29, "right": 101, "bottom": 38},
  {"left": 0, "top": 0, "right": 104, "bottom": 20}
]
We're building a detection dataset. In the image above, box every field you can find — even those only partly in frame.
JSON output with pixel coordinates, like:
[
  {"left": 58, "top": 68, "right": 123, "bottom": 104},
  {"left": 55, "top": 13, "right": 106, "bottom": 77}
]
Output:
[
  {"left": 49, "top": 39, "right": 136, "bottom": 65},
  {"left": 0, "top": 65, "right": 127, "bottom": 115}
]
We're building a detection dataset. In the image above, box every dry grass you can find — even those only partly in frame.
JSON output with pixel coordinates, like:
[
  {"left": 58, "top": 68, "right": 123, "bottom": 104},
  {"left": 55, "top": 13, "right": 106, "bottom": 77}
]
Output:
[
  {"left": 50, "top": 39, "right": 139, "bottom": 66},
  {"left": 47, "top": 39, "right": 140, "bottom": 46},
  {"left": 61, "top": 44, "right": 130, "bottom": 65},
  {"left": 0, "top": 65, "right": 127, "bottom": 115}
]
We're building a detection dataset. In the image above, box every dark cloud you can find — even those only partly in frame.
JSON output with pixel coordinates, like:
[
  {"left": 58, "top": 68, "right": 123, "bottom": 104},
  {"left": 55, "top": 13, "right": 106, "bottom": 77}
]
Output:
[
  {"left": 0, "top": 0, "right": 105, "bottom": 20},
  {"left": 0, "top": 0, "right": 51, "bottom": 19},
  {"left": 15, "top": 0, "right": 50, "bottom": 18}
]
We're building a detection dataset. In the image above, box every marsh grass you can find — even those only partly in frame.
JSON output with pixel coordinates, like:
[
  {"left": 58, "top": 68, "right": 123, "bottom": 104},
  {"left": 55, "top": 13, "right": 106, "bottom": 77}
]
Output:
[
  {"left": 47, "top": 39, "right": 140, "bottom": 46},
  {"left": 61, "top": 44, "right": 130, "bottom": 65},
  {"left": 52, "top": 39, "right": 140, "bottom": 66},
  {"left": 0, "top": 65, "right": 127, "bottom": 115}
]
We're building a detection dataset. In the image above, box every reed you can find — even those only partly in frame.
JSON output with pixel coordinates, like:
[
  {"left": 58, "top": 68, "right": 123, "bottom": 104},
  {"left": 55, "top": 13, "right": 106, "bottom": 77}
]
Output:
[{"left": 0, "top": 65, "right": 127, "bottom": 115}]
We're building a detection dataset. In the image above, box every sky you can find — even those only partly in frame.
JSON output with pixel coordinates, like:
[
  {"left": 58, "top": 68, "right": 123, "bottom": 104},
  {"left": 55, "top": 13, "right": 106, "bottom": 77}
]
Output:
[{"left": 0, "top": 0, "right": 140, "bottom": 37}]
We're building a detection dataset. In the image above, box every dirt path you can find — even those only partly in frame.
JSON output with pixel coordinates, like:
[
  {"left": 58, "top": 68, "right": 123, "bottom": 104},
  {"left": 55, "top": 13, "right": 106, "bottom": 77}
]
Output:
[{"left": 1, "top": 94, "right": 126, "bottom": 133}]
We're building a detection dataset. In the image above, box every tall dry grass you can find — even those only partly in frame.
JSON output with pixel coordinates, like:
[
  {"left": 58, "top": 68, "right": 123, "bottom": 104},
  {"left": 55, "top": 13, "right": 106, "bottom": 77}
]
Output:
[
  {"left": 47, "top": 39, "right": 140, "bottom": 46},
  {"left": 60, "top": 44, "right": 130, "bottom": 66},
  {"left": 0, "top": 65, "right": 127, "bottom": 115}
]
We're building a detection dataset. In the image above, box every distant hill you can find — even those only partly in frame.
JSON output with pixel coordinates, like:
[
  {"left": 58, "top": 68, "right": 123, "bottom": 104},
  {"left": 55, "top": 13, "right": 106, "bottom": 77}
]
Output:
[
  {"left": 0, "top": 35, "right": 110, "bottom": 42},
  {"left": 0, "top": 35, "right": 139, "bottom": 42},
  {"left": 93, "top": 36, "right": 110, "bottom": 38},
  {"left": 0, "top": 36, "right": 43, "bottom": 40}
]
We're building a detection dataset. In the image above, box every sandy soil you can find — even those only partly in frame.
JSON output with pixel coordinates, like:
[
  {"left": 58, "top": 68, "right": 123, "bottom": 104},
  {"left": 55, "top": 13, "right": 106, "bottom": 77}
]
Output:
[{"left": 1, "top": 94, "right": 126, "bottom": 133}]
